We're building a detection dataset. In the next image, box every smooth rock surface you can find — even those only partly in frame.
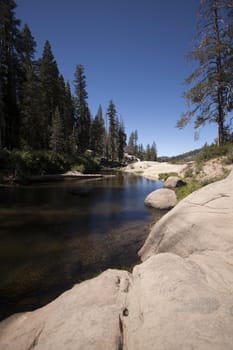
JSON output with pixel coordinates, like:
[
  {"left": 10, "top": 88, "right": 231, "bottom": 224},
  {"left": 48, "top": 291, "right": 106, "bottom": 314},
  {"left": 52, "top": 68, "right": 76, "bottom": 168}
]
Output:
[
  {"left": 124, "top": 161, "right": 187, "bottom": 180},
  {"left": 139, "top": 170, "right": 233, "bottom": 261},
  {"left": 144, "top": 188, "right": 177, "bottom": 209},
  {"left": 0, "top": 269, "right": 131, "bottom": 350},
  {"left": 124, "top": 251, "right": 233, "bottom": 350}
]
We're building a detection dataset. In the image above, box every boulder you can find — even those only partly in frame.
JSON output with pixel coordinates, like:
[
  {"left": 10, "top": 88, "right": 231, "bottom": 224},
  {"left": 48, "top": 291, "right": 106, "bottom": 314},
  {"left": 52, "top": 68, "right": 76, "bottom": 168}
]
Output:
[
  {"left": 164, "top": 175, "right": 185, "bottom": 188},
  {"left": 144, "top": 188, "right": 177, "bottom": 209}
]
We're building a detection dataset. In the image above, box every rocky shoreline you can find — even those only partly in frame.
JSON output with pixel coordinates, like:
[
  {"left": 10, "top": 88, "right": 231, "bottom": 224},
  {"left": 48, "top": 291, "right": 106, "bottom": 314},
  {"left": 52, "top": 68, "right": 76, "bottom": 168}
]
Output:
[{"left": 1, "top": 169, "right": 233, "bottom": 349}]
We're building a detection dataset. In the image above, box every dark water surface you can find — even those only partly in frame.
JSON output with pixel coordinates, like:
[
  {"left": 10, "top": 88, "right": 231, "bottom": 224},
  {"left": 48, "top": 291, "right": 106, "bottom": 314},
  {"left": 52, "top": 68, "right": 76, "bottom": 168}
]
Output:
[{"left": 0, "top": 172, "right": 162, "bottom": 320}]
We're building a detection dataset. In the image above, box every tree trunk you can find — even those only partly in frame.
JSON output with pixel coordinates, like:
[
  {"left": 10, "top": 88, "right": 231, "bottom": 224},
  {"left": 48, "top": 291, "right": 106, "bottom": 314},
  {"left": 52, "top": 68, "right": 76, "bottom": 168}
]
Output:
[{"left": 214, "top": 3, "right": 225, "bottom": 146}]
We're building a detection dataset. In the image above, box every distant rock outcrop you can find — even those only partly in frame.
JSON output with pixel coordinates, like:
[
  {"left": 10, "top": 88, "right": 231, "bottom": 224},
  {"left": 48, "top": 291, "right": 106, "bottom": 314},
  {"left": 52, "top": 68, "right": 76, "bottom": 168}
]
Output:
[
  {"left": 1, "top": 171, "right": 233, "bottom": 350},
  {"left": 144, "top": 188, "right": 177, "bottom": 209}
]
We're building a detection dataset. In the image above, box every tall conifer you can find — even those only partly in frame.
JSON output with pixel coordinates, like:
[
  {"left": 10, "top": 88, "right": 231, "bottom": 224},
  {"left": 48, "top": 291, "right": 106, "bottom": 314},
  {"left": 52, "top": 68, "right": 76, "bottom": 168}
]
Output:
[
  {"left": 0, "top": 0, "right": 21, "bottom": 148},
  {"left": 90, "top": 105, "right": 105, "bottom": 157},
  {"left": 177, "top": 0, "right": 233, "bottom": 145},
  {"left": 74, "top": 64, "right": 90, "bottom": 153},
  {"left": 19, "top": 24, "right": 43, "bottom": 149},
  {"left": 107, "top": 100, "right": 118, "bottom": 161},
  {"left": 38, "top": 40, "right": 60, "bottom": 149}
]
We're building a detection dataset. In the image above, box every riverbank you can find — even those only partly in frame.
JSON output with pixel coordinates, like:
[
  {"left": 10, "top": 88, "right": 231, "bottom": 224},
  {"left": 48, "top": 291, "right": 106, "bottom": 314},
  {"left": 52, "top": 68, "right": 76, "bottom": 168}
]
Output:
[
  {"left": 123, "top": 160, "right": 187, "bottom": 180},
  {"left": 122, "top": 159, "right": 233, "bottom": 183},
  {"left": 26, "top": 170, "right": 114, "bottom": 183},
  {"left": 0, "top": 149, "right": 101, "bottom": 185}
]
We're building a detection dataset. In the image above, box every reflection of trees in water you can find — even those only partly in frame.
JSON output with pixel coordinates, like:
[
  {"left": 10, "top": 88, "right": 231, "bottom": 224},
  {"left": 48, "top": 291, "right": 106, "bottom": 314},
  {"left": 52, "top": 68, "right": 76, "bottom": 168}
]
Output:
[{"left": 0, "top": 173, "right": 161, "bottom": 320}]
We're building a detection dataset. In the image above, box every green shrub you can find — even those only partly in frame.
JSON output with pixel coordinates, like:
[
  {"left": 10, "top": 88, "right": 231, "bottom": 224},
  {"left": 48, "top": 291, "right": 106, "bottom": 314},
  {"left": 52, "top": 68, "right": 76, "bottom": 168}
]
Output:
[
  {"left": 183, "top": 166, "right": 194, "bottom": 178},
  {"left": 158, "top": 172, "right": 178, "bottom": 181},
  {"left": 223, "top": 145, "right": 233, "bottom": 164},
  {"left": 0, "top": 150, "right": 70, "bottom": 181},
  {"left": 195, "top": 143, "right": 231, "bottom": 163},
  {"left": 71, "top": 164, "right": 86, "bottom": 173},
  {"left": 175, "top": 180, "right": 202, "bottom": 202},
  {"left": 70, "top": 155, "right": 101, "bottom": 174}
]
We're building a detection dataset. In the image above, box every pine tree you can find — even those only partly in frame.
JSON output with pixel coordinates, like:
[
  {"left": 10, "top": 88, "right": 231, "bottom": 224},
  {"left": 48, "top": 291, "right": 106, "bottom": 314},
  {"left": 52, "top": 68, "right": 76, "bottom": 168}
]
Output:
[
  {"left": 177, "top": 0, "right": 233, "bottom": 145},
  {"left": 0, "top": 0, "right": 21, "bottom": 148},
  {"left": 145, "top": 144, "right": 151, "bottom": 161},
  {"left": 127, "top": 130, "right": 138, "bottom": 155},
  {"left": 117, "top": 118, "right": 127, "bottom": 161},
  {"left": 64, "top": 81, "right": 75, "bottom": 153},
  {"left": 56, "top": 76, "right": 75, "bottom": 153},
  {"left": 19, "top": 24, "right": 43, "bottom": 149},
  {"left": 150, "top": 141, "right": 157, "bottom": 161},
  {"left": 107, "top": 100, "right": 118, "bottom": 161},
  {"left": 74, "top": 64, "right": 90, "bottom": 153},
  {"left": 137, "top": 143, "right": 145, "bottom": 160},
  {"left": 38, "top": 40, "right": 60, "bottom": 149},
  {"left": 50, "top": 107, "right": 65, "bottom": 153},
  {"left": 90, "top": 105, "right": 105, "bottom": 157}
]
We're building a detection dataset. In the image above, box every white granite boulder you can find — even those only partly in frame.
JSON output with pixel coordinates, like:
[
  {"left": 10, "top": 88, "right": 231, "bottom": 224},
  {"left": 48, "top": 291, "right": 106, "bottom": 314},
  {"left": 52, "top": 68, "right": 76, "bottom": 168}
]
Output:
[{"left": 144, "top": 188, "right": 177, "bottom": 209}]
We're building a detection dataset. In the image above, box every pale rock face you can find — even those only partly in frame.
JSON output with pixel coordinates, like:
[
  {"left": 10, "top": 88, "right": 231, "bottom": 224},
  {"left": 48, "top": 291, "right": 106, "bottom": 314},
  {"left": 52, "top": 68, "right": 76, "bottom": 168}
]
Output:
[
  {"left": 139, "top": 170, "right": 233, "bottom": 261},
  {"left": 1, "top": 171, "right": 233, "bottom": 350},
  {"left": 124, "top": 251, "right": 233, "bottom": 350},
  {"left": 144, "top": 188, "right": 177, "bottom": 209},
  {"left": 0, "top": 269, "right": 131, "bottom": 350}
]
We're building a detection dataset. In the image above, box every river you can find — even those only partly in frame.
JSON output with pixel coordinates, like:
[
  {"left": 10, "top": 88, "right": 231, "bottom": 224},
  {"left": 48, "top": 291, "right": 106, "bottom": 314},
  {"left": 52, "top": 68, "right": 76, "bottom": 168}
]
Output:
[{"left": 0, "top": 172, "right": 163, "bottom": 320}]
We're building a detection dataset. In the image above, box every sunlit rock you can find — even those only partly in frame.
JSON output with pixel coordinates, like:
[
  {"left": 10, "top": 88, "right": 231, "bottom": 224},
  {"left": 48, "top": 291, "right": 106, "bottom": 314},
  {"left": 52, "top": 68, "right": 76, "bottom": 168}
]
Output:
[{"left": 144, "top": 188, "right": 177, "bottom": 209}]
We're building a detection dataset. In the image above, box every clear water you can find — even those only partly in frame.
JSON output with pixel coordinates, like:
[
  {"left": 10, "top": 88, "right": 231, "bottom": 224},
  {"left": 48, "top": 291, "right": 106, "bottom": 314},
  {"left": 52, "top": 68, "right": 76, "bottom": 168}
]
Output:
[{"left": 0, "top": 172, "right": 163, "bottom": 319}]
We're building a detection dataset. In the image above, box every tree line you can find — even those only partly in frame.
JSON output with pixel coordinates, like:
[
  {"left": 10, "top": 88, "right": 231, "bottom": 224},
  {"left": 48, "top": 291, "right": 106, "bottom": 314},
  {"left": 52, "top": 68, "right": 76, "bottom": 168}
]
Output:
[
  {"left": 177, "top": 0, "right": 233, "bottom": 145},
  {"left": 0, "top": 0, "right": 138, "bottom": 162},
  {"left": 126, "top": 130, "right": 157, "bottom": 161}
]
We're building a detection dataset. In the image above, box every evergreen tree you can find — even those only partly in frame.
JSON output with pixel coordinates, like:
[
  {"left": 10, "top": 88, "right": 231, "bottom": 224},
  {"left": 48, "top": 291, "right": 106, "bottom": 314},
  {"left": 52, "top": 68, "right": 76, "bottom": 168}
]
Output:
[
  {"left": 150, "top": 141, "right": 157, "bottom": 161},
  {"left": 177, "top": 0, "right": 233, "bottom": 145},
  {"left": 38, "top": 40, "right": 60, "bottom": 149},
  {"left": 50, "top": 107, "right": 65, "bottom": 153},
  {"left": 19, "top": 24, "right": 43, "bottom": 149},
  {"left": 0, "top": 0, "right": 21, "bottom": 148},
  {"left": 137, "top": 143, "right": 145, "bottom": 160},
  {"left": 56, "top": 76, "right": 75, "bottom": 153},
  {"left": 90, "top": 105, "right": 105, "bottom": 157},
  {"left": 117, "top": 118, "right": 127, "bottom": 161},
  {"left": 64, "top": 81, "right": 75, "bottom": 153},
  {"left": 107, "top": 100, "right": 118, "bottom": 161},
  {"left": 145, "top": 144, "right": 151, "bottom": 161},
  {"left": 127, "top": 130, "right": 138, "bottom": 155},
  {"left": 74, "top": 64, "right": 90, "bottom": 153}
]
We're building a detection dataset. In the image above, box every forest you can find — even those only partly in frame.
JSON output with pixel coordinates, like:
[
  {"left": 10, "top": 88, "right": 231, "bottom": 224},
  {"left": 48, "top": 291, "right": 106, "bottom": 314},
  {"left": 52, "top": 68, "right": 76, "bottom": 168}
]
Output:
[{"left": 0, "top": 0, "right": 157, "bottom": 180}]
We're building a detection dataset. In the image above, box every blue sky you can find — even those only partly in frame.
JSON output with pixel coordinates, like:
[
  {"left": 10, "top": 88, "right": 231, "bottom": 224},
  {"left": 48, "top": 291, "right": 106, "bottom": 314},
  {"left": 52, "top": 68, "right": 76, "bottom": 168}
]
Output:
[{"left": 16, "top": 0, "right": 217, "bottom": 156}]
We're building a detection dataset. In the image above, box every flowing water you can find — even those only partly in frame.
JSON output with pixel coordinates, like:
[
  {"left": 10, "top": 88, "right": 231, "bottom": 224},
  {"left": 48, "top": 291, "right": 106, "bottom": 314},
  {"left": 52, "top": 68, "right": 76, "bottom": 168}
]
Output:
[{"left": 0, "top": 172, "right": 163, "bottom": 320}]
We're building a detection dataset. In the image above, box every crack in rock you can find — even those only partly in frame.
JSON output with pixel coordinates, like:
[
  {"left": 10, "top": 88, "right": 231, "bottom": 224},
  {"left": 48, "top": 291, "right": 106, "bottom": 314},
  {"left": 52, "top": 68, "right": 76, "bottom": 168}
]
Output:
[
  {"left": 118, "top": 316, "right": 124, "bottom": 350},
  {"left": 188, "top": 193, "right": 230, "bottom": 208},
  {"left": 27, "top": 327, "right": 44, "bottom": 350}
]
